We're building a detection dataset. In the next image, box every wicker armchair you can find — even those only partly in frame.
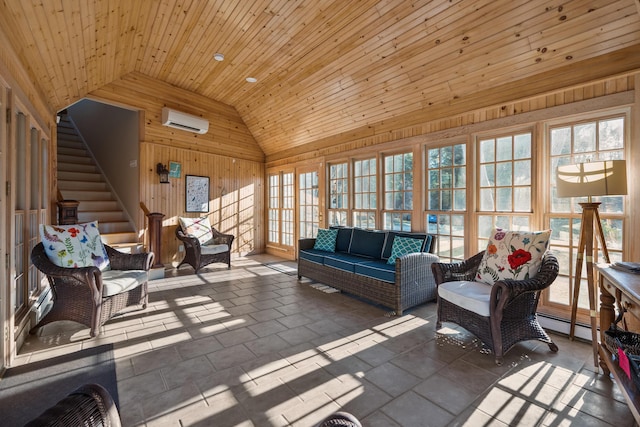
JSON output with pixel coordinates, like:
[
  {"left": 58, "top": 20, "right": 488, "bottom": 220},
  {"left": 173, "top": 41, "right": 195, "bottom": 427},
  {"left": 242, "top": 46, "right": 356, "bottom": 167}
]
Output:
[
  {"left": 31, "top": 243, "right": 153, "bottom": 337},
  {"left": 175, "top": 225, "right": 234, "bottom": 272},
  {"left": 431, "top": 250, "right": 559, "bottom": 365},
  {"left": 25, "top": 383, "right": 121, "bottom": 427}
]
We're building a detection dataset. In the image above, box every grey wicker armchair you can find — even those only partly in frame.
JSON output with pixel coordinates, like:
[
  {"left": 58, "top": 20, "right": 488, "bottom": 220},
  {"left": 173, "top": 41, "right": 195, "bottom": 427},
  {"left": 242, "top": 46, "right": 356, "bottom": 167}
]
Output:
[
  {"left": 431, "top": 250, "right": 559, "bottom": 365},
  {"left": 175, "top": 224, "right": 234, "bottom": 272},
  {"left": 31, "top": 243, "right": 153, "bottom": 337}
]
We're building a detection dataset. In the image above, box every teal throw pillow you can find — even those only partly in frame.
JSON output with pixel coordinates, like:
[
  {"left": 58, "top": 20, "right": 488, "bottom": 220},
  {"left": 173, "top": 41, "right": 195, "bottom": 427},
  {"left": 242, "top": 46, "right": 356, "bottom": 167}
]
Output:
[
  {"left": 314, "top": 228, "right": 338, "bottom": 252},
  {"left": 387, "top": 236, "right": 423, "bottom": 264}
]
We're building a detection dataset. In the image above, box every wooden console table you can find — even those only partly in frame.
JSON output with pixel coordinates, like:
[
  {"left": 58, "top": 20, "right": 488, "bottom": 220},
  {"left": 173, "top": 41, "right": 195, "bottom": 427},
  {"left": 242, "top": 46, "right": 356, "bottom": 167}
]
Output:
[{"left": 596, "top": 264, "right": 640, "bottom": 423}]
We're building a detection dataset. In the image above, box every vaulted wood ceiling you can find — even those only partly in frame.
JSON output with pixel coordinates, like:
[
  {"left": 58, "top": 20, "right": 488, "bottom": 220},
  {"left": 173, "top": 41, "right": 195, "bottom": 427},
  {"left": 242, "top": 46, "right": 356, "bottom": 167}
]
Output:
[{"left": 1, "top": 0, "right": 639, "bottom": 158}]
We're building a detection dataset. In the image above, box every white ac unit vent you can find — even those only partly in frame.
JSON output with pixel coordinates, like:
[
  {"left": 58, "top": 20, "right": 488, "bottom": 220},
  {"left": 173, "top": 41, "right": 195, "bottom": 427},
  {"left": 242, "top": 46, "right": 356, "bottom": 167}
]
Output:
[{"left": 161, "top": 107, "right": 209, "bottom": 134}]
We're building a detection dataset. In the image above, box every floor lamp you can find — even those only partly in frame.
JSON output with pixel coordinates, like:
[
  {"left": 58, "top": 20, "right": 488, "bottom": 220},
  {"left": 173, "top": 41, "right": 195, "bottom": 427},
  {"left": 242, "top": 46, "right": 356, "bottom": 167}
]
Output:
[{"left": 556, "top": 160, "right": 627, "bottom": 367}]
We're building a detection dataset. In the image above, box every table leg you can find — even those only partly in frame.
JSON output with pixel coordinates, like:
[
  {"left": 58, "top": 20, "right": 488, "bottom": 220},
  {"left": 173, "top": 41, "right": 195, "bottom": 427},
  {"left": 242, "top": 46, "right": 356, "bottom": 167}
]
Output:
[{"left": 599, "top": 276, "right": 616, "bottom": 375}]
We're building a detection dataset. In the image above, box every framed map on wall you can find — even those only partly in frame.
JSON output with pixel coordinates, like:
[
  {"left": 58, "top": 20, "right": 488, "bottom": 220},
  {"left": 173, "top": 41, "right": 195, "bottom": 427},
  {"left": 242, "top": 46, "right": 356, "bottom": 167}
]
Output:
[{"left": 185, "top": 175, "right": 209, "bottom": 213}]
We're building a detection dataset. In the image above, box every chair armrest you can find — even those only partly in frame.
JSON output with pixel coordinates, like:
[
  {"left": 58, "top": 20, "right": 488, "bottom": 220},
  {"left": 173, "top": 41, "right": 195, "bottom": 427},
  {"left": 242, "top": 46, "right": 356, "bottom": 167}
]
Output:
[
  {"left": 397, "top": 252, "right": 440, "bottom": 285},
  {"left": 431, "top": 251, "right": 485, "bottom": 284},
  {"left": 210, "top": 228, "right": 234, "bottom": 247},
  {"left": 25, "top": 383, "right": 122, "bottom": 427},
  {"left": 31, "top": 243, "right": 103, "bottom": 299},
  {"left": 31, "top": 244, "right": 100, "bottom": 282},
  {"left": 492, "top": 251, "right": 560, "bottom": 300},
  {"left": 299, "top": 238, "right": 316, "bottom": 250},
  {"left": 105, "top": 245, "right": 154, "bottom": 271},
  {"left": 176, "top": 227, "right": 202, "bottom": 248}
]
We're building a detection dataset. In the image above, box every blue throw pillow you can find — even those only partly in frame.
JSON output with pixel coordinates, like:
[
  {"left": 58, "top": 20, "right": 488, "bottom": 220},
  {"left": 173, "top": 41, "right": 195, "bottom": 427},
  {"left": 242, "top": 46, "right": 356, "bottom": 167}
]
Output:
[
  {"left": 314, "top": 228, "right": 338, "bottom": 252},
  {"left": 387, "top": 236, "right": 423, "bottom": 264}
]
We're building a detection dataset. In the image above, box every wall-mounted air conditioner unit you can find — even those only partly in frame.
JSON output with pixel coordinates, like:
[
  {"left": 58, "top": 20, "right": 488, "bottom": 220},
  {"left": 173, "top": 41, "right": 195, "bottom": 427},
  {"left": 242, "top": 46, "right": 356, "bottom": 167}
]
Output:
[{"left": 161, "top": 107, "right": 209, "bottom": 134}]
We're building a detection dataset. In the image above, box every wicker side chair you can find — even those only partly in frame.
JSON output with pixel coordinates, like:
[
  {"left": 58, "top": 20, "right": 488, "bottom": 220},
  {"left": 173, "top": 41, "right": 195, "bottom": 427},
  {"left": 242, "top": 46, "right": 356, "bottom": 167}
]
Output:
[
  {"left": 175, "top": 225, "right": 234, "bottom": 272},
  {"left": 431, "top": 250, "right": 559, "bottom": 365},
  {"left": 31, "top": 243, "right": 153, "bottom": 337},
  {"left": 25, "top": 383, "right": 121, "bottom": 427}
]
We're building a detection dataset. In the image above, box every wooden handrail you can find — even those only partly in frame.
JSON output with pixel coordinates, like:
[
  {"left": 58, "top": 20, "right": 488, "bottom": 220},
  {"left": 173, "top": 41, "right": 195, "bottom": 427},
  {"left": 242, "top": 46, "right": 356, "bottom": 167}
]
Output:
[{"left": 139, "top": 202, "right": 151, "bottom": 216}]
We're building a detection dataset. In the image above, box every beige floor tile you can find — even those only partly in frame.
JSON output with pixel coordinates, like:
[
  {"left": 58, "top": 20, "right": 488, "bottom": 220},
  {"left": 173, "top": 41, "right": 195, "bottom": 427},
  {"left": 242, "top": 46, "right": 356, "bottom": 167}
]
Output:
[
  {"left": 381, "top": 391, "right": 455, "bottom": 427},
  {"left": 12, "top": 255, "right": 635, "bottom": 427}
]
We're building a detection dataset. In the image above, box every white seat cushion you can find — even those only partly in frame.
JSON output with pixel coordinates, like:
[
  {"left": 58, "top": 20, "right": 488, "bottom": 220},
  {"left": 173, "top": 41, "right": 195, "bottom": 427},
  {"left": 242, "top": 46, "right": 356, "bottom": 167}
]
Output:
[
  {"left": 201, "top": 244, "right": 229, "bottom": 255},
  {"left": 438, "top": 280, "right": 492, "bottom": 317},
  {"left": 100, "top": 270, "right": 148, "bottom": 297}
]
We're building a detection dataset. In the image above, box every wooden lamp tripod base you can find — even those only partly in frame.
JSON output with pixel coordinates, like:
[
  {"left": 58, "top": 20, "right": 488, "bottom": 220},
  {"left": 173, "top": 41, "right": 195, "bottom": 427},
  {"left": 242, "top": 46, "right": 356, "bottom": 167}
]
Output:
[{"left": 569, "top": 201, "right": 609, "bottom": 367}]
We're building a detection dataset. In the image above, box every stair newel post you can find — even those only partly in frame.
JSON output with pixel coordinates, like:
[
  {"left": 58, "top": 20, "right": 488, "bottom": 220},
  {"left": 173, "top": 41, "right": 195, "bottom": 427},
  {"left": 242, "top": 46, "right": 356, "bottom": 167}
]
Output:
[
  {"left": 141, "top": 202, "right": 164, "bottom": 270},
  {"left": 57, "top": 200, "right": 79, "bottom": 225},
  {"left": 147, "top": 212, "right": 165, "bottom": 269}
]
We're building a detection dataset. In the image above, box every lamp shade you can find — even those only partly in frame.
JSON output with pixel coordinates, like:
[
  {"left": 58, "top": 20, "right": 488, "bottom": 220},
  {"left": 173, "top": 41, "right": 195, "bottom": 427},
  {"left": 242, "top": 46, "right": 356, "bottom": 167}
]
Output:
[{"left": 556, "top": 160, "right": 627, "bottom": 198}]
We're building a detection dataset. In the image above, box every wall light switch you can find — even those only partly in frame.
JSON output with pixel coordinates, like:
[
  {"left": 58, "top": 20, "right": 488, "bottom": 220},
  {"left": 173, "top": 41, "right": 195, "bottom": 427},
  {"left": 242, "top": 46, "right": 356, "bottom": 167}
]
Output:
[
  {"left": 129, "top": 160, "right": 137, "bottom": 168},
  {"left": 178, "top": 245, "right": 184, "bottom": 252}
]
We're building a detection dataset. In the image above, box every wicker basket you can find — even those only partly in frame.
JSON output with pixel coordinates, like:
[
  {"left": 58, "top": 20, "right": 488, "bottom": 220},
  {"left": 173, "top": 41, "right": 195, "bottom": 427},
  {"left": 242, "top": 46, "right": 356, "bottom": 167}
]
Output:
[{"left": 604, "top": 324, "right": 640, "bottom": 356}]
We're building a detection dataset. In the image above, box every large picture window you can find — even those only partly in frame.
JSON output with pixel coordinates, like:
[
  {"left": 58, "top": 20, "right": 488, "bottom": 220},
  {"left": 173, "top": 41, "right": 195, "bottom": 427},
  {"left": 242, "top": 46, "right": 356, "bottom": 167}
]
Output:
[
  {"left": 477, "top": 131, "right": 533, "bottom": 248},
  {"left": 328, "top": 162, "right": 348, "bottom": 226},
  {"left": 383, "top": 152, "right": 413, "bottom": 231},
  {"left": 547, "top": 115, "right": 626, "bottom": 315},
  {"left": 353, "top": 158, "right": 376, "bottom": 229},
  {"left": 267, "top": 171, "right": 294, "bottom": 247},
  {"left": 426, "top": 143, "right": 466, "bottom": 262},
  {"left": 299, "top": 171, "right": 319, "bottom": 239}
]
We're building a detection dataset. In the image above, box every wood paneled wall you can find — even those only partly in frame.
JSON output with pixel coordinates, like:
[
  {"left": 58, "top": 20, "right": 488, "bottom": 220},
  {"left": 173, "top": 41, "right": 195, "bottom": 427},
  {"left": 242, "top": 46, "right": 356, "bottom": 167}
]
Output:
[
  {"left": 142, "top": 143, "right": 264, "bottom": 265},
  {"left": 267, "top": 74, "right": 636, "bottom": 168},
  {"left": 91, "top": 72, "right": 265, "bottom": 162},
  {"left": 89, "top": 72, "right": 265, "bottom": 265}
]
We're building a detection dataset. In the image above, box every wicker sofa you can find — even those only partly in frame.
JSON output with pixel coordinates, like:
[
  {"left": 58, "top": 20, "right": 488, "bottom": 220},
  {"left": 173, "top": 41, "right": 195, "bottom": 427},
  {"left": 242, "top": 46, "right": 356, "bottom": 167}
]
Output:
[{"left": 298, "top": 227, "right": 439, "bottom": 315}]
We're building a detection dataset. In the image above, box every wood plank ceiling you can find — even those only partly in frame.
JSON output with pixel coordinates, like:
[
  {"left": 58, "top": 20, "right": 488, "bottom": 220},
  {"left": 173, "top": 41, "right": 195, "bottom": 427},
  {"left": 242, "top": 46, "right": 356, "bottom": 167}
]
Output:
[{"left": 1, "top": 0, "right": 639, "bottom": 158}]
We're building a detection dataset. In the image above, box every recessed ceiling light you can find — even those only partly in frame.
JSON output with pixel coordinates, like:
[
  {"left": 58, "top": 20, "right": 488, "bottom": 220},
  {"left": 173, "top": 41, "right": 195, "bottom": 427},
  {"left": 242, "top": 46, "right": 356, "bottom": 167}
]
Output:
[
  {"left": 213, "top": 53, "right": 224, "bottom": 61},
  {"left": 246, "top": 77, "right": 257, "bottom": 83}
]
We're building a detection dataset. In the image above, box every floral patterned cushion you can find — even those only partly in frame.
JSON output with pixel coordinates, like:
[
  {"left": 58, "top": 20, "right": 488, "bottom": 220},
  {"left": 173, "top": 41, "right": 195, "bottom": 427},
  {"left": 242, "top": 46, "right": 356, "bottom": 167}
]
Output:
[
  {"left": 179, "top": 216, "right": 213, "bottom": 246},
  {"left": 387, "top": 236, "right": 424, "bottom": 265},
  {"left": 40, "top": 221, "right": 110, "bottom": 271},
  {"left": 313, "top": 228, "right": 338, "bottom": 252},
  {"left": 475, "top": 228, "right": 551, "bottom": 285}
]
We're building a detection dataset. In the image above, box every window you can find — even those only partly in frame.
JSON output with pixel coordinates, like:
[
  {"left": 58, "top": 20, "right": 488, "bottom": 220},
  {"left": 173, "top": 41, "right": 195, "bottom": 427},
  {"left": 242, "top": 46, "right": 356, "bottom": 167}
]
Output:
[
  {"left": 426, "top": 143, "right": 466, "bottom": 261},
  {"left": 477, "top": 131, "right": 533, "bottom": 247},
  {"left": 328, "top": 162, "right": 348, "bottom": 226},
  {"left": 548, "top": 116, "right": 626, "bottom": 312},
  {"left": 353, "top": 157, "right": 376, "bottom": 228},
  {"left": 267, "top": 174, "right": 279, "bottom": 244},
  {"left": 267, "top": 171, "right": 294, "bottom": 246},
  {"left": 282, "top": 173, "right": 294, "bottom": 246},
  {"left": 13, "top": 112, "right": 49, "bottom": 321},
  {"left": 383, "top": 152, "right": 413, "bottom": 231},
  {"left": 299, "top": 171, "right": 319, "bottom": 238}
]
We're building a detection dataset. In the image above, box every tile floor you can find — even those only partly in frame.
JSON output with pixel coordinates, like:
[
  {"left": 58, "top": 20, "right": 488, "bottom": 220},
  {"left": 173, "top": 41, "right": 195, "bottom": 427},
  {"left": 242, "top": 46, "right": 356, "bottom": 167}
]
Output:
[{"left": 16, "top": 255, "right": 636, "bottom": 426}]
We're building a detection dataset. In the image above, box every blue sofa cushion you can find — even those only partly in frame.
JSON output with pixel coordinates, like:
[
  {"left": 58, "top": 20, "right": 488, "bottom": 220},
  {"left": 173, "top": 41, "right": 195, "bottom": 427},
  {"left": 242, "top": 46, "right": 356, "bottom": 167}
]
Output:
[
  {"left": 355, "top": 260, "right": 396, "bottom": 283},
  {"left": 330, "top": 226, "right": 354, "bottom": 252},
  {"left": 299, "top": 249, "right": 327, "bottom": 265},
  {"left": 349, "top": 228, "right": 387, "bottom": 259},
  {"left": 323, "top": 252, "right": 367, "bottom": 273}
]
